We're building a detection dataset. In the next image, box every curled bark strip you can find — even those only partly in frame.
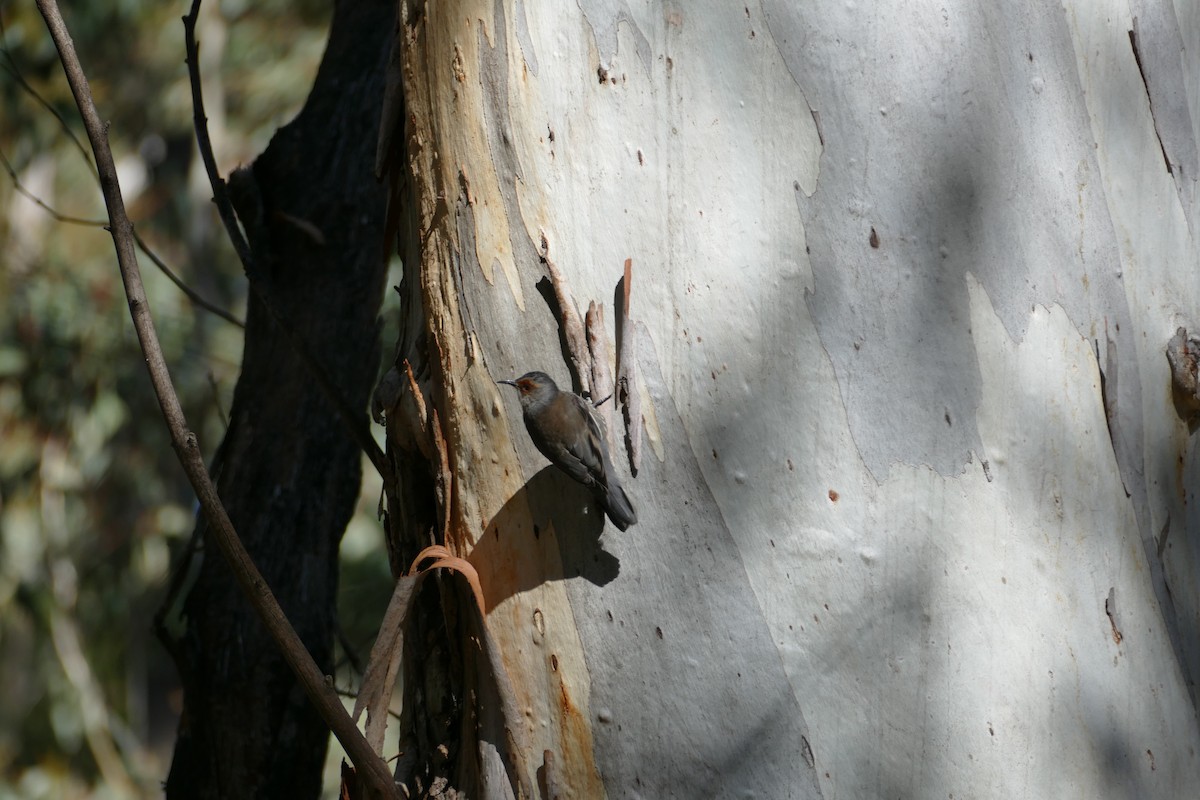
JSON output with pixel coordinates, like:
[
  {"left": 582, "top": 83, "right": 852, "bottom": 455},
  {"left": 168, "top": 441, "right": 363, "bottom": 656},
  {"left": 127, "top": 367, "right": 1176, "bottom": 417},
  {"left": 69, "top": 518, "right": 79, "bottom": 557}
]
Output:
[
  {"left": 386, "top": 359, "right": 435, "bottom": 461},
  {"left": 409, "top": 545, "right": 486, "bottom": 615},
  {"left": 356, "top": 547, "right": 531, "bottom": 797},
  {"left": 408, "top": 548, "right": 534, "bottom": 797}
]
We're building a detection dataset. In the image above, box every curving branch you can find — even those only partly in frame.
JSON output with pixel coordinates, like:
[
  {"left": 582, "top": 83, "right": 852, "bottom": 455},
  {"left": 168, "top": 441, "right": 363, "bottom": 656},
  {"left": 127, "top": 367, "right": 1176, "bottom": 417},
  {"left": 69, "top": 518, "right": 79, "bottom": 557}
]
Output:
[{"left": 33, "top": 1, "right": 397, "bottom": 797}]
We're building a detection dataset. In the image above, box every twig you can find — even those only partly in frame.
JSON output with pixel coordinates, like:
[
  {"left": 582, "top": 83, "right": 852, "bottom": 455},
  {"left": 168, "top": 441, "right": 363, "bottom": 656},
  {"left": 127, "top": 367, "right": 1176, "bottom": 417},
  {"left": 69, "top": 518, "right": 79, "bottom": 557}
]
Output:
[
  {"left": 0, "top": 146, "right": 105, "bottom": 225},
  {"left": 33, "top": 3, "right": 397, "bottom": 797},
  {"left": 0, "top": 118, "right": 244, "bottom": 325},
  {"left": 337, "top": 688, "right": 403, "bottom": 722},
  {"left": 181, "top": 1, "right": 254, "bottom": 272},
  {"left": 182, "top": 0, "right": 393, "bottom": 489},
  {"left": 132, "top": 228, "right": 244, "bottom": 327},
  {"left": 0, "top": 14, "right": 96, "bottom": 175}
]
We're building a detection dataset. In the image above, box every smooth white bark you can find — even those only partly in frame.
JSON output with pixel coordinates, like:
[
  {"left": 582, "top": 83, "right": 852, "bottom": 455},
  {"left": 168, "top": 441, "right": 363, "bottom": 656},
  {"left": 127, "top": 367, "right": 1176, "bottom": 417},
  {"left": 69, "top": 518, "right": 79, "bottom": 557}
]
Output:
[{"left": 394, "top": 1, "right": 1200, "bottom": 796}]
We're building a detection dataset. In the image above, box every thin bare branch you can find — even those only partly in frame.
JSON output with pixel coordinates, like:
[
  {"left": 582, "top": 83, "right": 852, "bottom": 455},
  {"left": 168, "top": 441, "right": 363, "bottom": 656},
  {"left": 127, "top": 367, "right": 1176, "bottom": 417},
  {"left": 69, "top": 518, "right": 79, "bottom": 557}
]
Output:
[
  {"left": 0, "top": 86, "right": 244, "bottom": 326},
  {"left": 181, "top": 1, "right": 255, "bottom": 271},
  {"left": 33, "top": 2, "right": 397, "bottom": 797},
  {"left": 0, "top": 146, "right": 106, "bottom": 225},
  {"left": 132, "top": 228, "right": 244, "bottom": 327},
  {"left": 0, "top": 13, "right": 96, "bottom": 175}
]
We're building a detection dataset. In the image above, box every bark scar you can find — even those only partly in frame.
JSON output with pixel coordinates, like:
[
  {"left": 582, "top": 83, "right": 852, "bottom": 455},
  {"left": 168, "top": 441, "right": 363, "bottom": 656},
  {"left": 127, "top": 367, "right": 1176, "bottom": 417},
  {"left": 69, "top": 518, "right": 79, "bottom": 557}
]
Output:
[
  {"left": 1128, "top": 25, "right": 1173, "bottom": 175},
  {"left": 1105, "top": 587, "right": 1123, "bottom": 645},
  {"left": 1166, "top": 327, "right": 1200, "bottom": 427}
]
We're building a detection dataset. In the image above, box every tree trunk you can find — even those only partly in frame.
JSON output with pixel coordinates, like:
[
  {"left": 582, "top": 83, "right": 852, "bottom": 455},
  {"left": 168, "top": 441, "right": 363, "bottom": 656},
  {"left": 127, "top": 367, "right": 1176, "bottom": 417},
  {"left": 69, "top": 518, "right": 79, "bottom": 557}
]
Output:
[
  {"left": 376, "top": 1, "right": 1200, "bottom": 798},
  {"left": 379, "top": 1, "right": 822, "bottom": 797},
  {"left": 158, "top": 2, "right": 395, "bottom": 797}
]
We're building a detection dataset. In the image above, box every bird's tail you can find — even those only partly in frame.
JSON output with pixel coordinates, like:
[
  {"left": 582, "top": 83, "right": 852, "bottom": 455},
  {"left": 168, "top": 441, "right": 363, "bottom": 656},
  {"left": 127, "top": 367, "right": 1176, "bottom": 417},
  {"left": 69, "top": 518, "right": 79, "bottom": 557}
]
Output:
[{"left": 601, "top": 478, "right": 638, "bottom": 531}]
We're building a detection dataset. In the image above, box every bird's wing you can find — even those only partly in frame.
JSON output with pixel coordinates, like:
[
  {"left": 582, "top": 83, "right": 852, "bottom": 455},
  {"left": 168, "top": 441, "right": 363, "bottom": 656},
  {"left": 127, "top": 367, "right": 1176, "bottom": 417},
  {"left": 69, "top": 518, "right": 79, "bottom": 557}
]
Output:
[
  {"left": 569, "top": 394, "right": 637, "bottom": 529},
  {"left": 525, "top": 392, "right": 614, "bottom": 491},
  {"left": 522, "top": 395, "right": 596, "bottom": 488},
  {"left": 563, "top": 393, "right": 612, "bottom": 488}
]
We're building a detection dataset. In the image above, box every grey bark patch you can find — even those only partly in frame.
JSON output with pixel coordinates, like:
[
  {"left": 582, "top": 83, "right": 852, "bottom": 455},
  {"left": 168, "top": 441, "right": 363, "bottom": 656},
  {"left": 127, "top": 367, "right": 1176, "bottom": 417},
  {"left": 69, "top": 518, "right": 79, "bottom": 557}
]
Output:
[
  {"left": 767, "top": 2, "right": 1141, "bottom": 488},
  {"left": 577, "top": 0, "right": 654, "bottom": 75},
  {"left": 561, "top": 324, "right": 824, "bottom": 799}
]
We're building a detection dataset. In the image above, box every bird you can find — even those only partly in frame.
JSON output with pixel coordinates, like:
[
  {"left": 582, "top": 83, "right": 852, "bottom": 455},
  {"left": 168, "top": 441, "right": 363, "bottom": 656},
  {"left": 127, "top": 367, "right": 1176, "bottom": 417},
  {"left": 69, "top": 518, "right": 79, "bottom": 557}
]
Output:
[{"left": 499, "top": 371, "right": 638, "bottom": 530}]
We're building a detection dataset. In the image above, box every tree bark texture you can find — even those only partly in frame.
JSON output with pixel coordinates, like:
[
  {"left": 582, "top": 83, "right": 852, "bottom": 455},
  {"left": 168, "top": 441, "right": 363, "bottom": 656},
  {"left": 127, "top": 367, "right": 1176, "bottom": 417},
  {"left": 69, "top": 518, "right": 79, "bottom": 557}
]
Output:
[
  {"left": 375, "top": 1, "right": 822, "bottom": 797},
  {"left": 375, "top": 1, "right": 1200, "bottom": 798},
  {"left": 159, "top": 2, "right": 396, "bottom": 797}
]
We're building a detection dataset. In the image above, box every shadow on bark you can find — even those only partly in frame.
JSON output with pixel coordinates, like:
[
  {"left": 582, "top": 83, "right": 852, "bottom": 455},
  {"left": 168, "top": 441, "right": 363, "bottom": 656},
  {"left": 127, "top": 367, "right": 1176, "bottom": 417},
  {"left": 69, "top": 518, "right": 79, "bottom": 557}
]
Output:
[{"left": 470, "top": 466, "right": 619, "bottom": 612}]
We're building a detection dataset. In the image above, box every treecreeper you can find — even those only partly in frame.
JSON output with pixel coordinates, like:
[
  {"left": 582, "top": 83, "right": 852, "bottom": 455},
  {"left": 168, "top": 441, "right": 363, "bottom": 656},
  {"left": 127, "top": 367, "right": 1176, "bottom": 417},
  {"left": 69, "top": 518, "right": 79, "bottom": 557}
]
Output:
[{"left": 499, "top": 371, "right": 638, "bottom": 531}]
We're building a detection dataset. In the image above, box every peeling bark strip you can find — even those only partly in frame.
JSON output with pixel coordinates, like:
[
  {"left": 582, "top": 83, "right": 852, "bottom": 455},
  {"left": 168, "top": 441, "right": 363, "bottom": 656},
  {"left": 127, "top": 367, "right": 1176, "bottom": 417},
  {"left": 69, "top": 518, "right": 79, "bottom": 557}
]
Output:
[
  {"left": 616, "top": 259, "right": 642, "bottom": 473},
  {"left": 539, "top": 233, "right": 592, "bottom": 397},
  {"left": 586, "top": 301, "right": 615, "bottom": 438},
  {"left": 1094, "top": 328, "right": 1135, "bottom": 505},
  {"left": 354, "top": 544, "right": 532, "bottom": 797}
]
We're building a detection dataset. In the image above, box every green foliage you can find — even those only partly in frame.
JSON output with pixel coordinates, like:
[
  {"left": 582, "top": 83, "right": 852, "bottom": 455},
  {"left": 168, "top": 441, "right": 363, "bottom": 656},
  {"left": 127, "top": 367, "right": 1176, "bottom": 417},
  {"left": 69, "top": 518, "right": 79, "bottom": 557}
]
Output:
[{"left": 0, "top": 2, "right": 399, "bottom": 797}]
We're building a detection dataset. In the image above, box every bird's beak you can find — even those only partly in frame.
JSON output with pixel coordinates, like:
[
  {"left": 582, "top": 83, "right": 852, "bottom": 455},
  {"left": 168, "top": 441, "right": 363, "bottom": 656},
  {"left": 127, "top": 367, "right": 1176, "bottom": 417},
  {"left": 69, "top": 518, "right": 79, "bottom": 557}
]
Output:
[{"left": 498, "top": 379, "right": 517, "bottom": 387}]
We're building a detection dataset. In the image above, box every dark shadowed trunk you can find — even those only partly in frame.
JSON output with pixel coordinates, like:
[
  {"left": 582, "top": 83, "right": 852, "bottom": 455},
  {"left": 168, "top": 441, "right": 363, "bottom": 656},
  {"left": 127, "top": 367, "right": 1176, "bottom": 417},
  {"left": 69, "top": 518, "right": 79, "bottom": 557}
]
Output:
[{"left": 157, "top": 2, "right": 395, "bottom": 796}]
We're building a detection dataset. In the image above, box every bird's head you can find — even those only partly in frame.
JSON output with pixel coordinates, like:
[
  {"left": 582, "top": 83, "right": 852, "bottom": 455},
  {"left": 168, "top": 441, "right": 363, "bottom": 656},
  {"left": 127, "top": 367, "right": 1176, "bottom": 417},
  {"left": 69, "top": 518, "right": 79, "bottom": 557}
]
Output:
[{"left": 498, "top": 371, "right": 559, "bottom": 409}]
